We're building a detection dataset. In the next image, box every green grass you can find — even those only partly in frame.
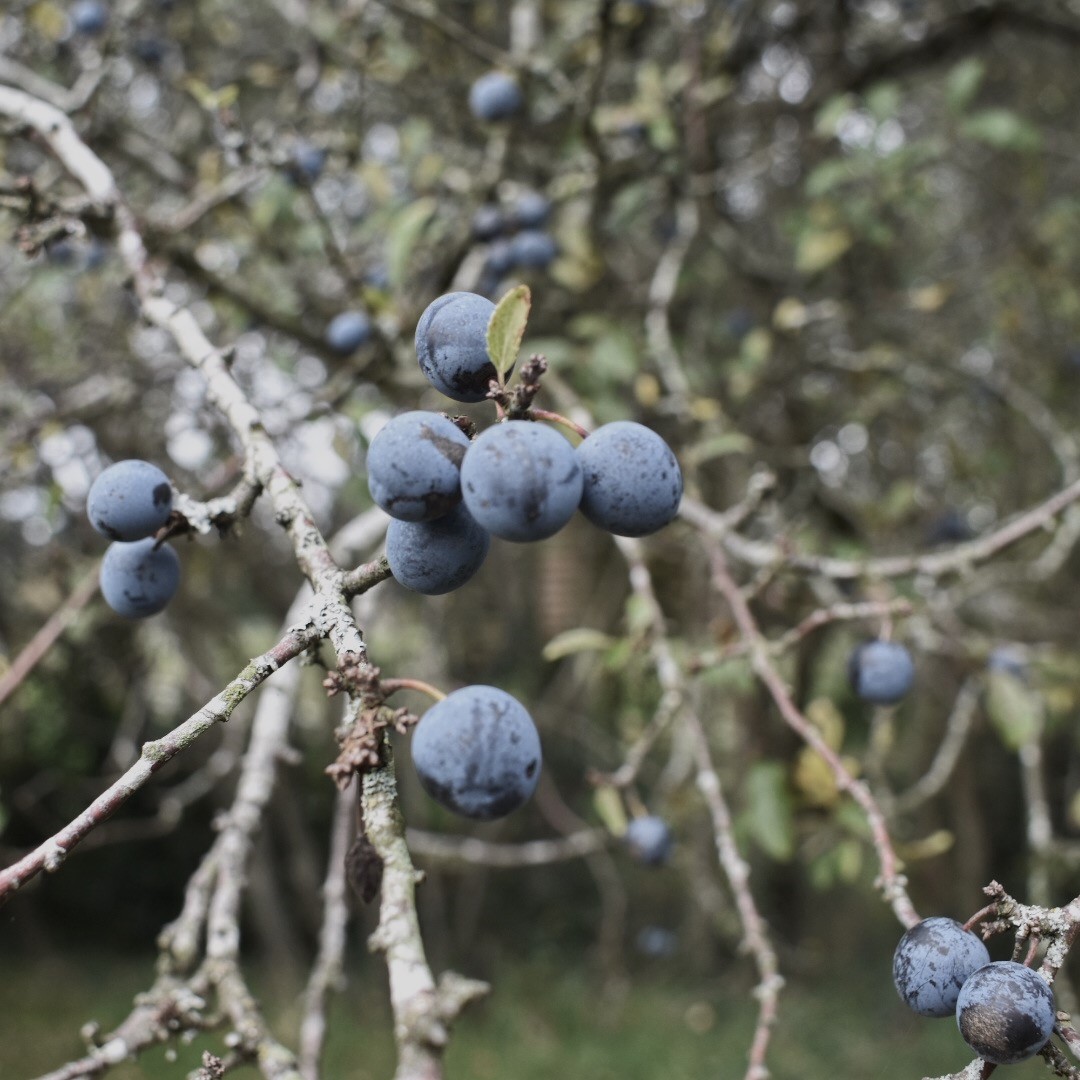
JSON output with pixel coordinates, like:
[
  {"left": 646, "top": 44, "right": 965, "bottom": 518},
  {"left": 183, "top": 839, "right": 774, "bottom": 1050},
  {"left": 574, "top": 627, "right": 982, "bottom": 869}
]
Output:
[{"left": 0, "top": 953, "right": 1052, "bottom": 1079}]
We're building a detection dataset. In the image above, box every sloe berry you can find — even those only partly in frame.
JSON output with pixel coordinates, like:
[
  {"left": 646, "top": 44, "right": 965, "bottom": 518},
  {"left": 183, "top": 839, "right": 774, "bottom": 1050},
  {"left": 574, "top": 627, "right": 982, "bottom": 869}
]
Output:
[
  {"left": 625, "top": 815, "right": 672, "bottom": 866},
  {"left": 956, "top": 961, "right": 1055, "bottom": 1064},
  {"left": 325, "top": 311, "right": 372, "bottom": 354},
  {"left": 87, "top": 460, "right": 173, "bottom": 542},
  {"left": 386, "top": 504, "right": 490, "bottom": 595},
  {"left": 71, "top": 0, "right": 108, "bottom": 35},
  {"left": 513, "top": 191, "right": 552, "bottom": 229},
  {"left": 411, "top": 685, "right": 541, "bottom": 820},
  {"left": 461, "top": 421, "right": 583, "bottom": 542},
  {"left": 100, "top": 539, "right": 181, "bottom": 619},
  {"left": 367, "top": 411, "right": 470, "bottom": 522},
  {"left": 292, "top": 142, "right": 327, "bottom": 182},
  {"left": 484, "top": 239, "right": 515, "bottom": 279},
  {"left": 414, "top": 292, "right": 503, "bottom": 403},
  {"left": 510, "top": 229, "right": 557, "bottom": 270},
  {"left": 849, "top": 640, "right": 915, "bottom": 704},
  {"left": 576, "top": 421, "right": 682, "bottom": 537},
  {"left": 468, "top": 72, "right": 524, "bottom": 122},
  {"left": 472, "top": 204, "right": 505, "bottom": 241},
  {"left": 892, "top": 917, "right": 990, "bottom": 1018}
]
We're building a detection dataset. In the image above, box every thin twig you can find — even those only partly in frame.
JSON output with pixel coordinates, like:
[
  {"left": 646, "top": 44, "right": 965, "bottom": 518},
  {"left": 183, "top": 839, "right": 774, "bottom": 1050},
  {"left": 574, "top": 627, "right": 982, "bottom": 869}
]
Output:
[{"left": 0, "top": 566, "right": 99, "bottom": 710}]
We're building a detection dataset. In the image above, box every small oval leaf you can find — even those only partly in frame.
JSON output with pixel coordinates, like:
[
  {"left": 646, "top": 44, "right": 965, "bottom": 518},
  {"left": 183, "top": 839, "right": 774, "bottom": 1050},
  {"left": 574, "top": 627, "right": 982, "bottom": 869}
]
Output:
[{"left": 486, "top": 284, "right": 531, "bottom": 382}]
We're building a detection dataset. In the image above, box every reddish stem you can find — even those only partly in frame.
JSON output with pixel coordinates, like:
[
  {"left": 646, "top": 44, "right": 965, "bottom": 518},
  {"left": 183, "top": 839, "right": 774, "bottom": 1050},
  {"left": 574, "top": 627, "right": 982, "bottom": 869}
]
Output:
[
  {"left": 528, "top": 408, "right": 590, "bottom": 440},
  {"left": 379, "top": 678, "right": 447, "bottom": 703}
]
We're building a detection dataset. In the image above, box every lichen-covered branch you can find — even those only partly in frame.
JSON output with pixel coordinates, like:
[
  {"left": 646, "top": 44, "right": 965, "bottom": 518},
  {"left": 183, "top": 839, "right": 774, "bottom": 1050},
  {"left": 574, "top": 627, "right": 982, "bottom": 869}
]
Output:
[
  {"left": 701, "top": 537, "right": 921, "bottom": 930},
  {"left": 362, "top": 752, "right": 488, "bottom": 1080},
  {"left": 0, "top": 628, "right": 315, "bottom": 905}
]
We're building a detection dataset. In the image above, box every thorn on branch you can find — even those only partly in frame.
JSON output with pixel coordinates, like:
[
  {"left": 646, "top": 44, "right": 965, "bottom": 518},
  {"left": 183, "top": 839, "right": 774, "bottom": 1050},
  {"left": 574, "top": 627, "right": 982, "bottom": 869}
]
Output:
[{"left": 345, "top": 829, "right": 384, "bottom": 904}]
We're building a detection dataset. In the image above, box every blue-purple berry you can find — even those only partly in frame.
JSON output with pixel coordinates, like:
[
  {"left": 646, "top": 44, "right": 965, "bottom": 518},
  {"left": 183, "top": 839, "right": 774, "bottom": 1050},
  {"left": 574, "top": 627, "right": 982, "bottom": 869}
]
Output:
[
  {"left": 510, "top": 229, "right": 557, "bottom": 270},
  {"left": 100, "top": 539, "right": 181, "bottom": 619},
  {"left": 325, "top": 311, "right": 373, "bottom": 354},
  {"left": 956, "top": 961, "right": 1055, "bottom": 1064},
  {"left": 367, "top": 411, "right": 470, "bottom": 522},
  {"left": 461, "top": 421, "right": 583, "bottom": 542},
  {"left": 414, "top": 292, "right": 502, "bottom": 403},
  {"left": 87, "top": 460, "right": 173, "bottom": 542},
  {"left": 849, "top": 640, "right": 915, "bottom": 705},
  {"left": 892, "top": 917, "right": 990, "bottom": 1018},
  {"left": 625, "top": 816, "right": 672, "bottom": 866},
  {"left": 386, "top": 504, "right": 490, "bottom": 595},
  {"left": 469, "top": 72, "right": 524, "bottom": 122},
  {"left": 411, "top": 686, "right": 541, "bottom": 820},
  {"left": 576, "top": 421, "right": 682, "bottom": 537}
]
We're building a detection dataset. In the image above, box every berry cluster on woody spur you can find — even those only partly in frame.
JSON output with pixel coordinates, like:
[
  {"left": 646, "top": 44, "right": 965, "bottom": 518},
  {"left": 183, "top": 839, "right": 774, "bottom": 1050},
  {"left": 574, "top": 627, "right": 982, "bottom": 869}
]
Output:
[
  {"left": 365, "top": 285, "right": 682, "bottom": 821},
  {"left": 893, "top": 913, "right": 1057, "bottom": 1066},
  {"left": 86, "top": 460, "right": 182, "bottom": 618},
  {"left": 374, "top": 285, "right": 683, "bottom": 596}
]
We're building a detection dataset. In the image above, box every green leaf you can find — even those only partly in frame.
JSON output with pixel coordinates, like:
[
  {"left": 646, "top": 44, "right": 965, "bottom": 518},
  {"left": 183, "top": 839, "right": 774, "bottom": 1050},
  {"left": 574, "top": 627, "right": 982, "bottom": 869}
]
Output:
[
  {"left": 486, "top": 284, "right": 532, "bottom": 382},
  {"left": 744, "top": 762, "right": 795, "bottom": 861},
  {"left": 805, "top": 160, "right": 853, "bottom": 199},
  {"left": 962, "top": 110, "right": 1042, "bottom": 153},
  {"left": 985, "top": 669, "right": 1043, "bottom": 750},
  {"left": 593, "top": 785, "right": 628, "bottom": 837},
  {"left": 386, "top": 197, "right": 437, "bottom": 288},
  {"left": 542, "top": 627, "right": 617, "bottom": 662},
  {"left": 866, "top": 83, "right": 900, "bottom": 122},
  {"left": 795, "top": 228, "right": 852, "bottom": 275},
  {"left": 814, "top": 93, "right": 855, "bottom": 138},
  {"left": 947, "top": 58, "right": 985, "bottom": 113}
]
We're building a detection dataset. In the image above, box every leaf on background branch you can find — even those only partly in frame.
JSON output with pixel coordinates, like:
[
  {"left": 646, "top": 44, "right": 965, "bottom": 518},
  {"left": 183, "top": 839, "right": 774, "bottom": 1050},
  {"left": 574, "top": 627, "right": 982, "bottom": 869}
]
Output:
[
  {"left": 542, "top": 627, "right": 616, "bottom": 662},
  {"left": 744, "top": 762, "right": 795, "bottom": 862},
  {"left": 961, "top": 110, "right": 1042, "bottom": 153},
  {"left": 985, "top": 669, "right": 1043, "bottom": 751},
  {"left": 387, "top": 197, "right": 437, "bottom": 288},
  {"left": 946, "top": 58, "right": 986, "bottom": 113},
  {"left": 487, "top": 284, "right": 531, "bottom": 383},
  {"left": 593, "top": 785, "right": 628, "bottom": 837}
]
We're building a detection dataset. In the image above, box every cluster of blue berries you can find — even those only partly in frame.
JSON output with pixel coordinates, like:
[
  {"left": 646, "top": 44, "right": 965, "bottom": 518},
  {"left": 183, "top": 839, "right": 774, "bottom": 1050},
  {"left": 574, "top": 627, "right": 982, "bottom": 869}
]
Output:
[
  {"left": 86, "top": 460, "right": 181, "bottom": 618},
  {"left": 391, "top": 288, "right": 681, "bottom": 823},
  {"left": 893, "top": 917, "right": 1056, "bottom": 1064},
  {"left": 370, "top": 290, "right": 682, "bottom": 596},
  {"left": 474, "top": 191, "right": 558, "bottom": 288}
]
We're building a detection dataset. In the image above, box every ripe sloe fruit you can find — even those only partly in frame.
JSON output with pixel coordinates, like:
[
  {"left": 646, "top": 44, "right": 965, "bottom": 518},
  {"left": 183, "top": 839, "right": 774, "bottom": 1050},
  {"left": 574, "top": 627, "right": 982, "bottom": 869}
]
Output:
[
  {"left": 576, "top": 421, "right": 682, "bottom": 537},
  {"left": 484, "top": 239, "right": 515, "bottom": 279},
  {"left": 848, "top": 640, "right": 915, "bottom": 704},
  {"left": 461, "top": 421, "right": 583, "bottom": 542},
  {"left": 71, "top": 0, "right": 108, "bottom": 35},
  {"left": 386, "top": 504, "right": 490, "bottom": 595},
  {"left": 367, "top": 411, "right": 470, "bottom": 522},
  {"left": 100, "top": 539, "right": 181, "bottom": 619},
  {"left": 513, "top": 191, "right": 552, "bottom": 229},
  {"left": 87, "top": 460, "right": 173, "bottom": 542},
  {"left": 415, "top": 292, "right": 503, "bottom": 402},
  {"left": 292, "top": 142, "right": 327, "bottom": 182},
  {"left": 325, "top": 311, "right": 372, "bottom": 354},
  {"left": 510, "top": 229, "right": 557, "bottom": 270},
  {"left": 411, "top": 685, "right": 541, "bottom": 820},
  {"left": 468, "top": 72, "right": 524, "bottom": 122},
  {"left": 956, "top": 961, "right": 1055, "bottom": 1064},
  {"left": 472, "top": 204, "right": 505, "bottom": 241},
  {"left": 625, "top": 815, "right": 672, "bottom": 866},
  {"left": 987, "top": 644, "right": 1027, "bottom": 680},
  {"left": 892, "top": 917, "right": 990, "bottom": 1018}
]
